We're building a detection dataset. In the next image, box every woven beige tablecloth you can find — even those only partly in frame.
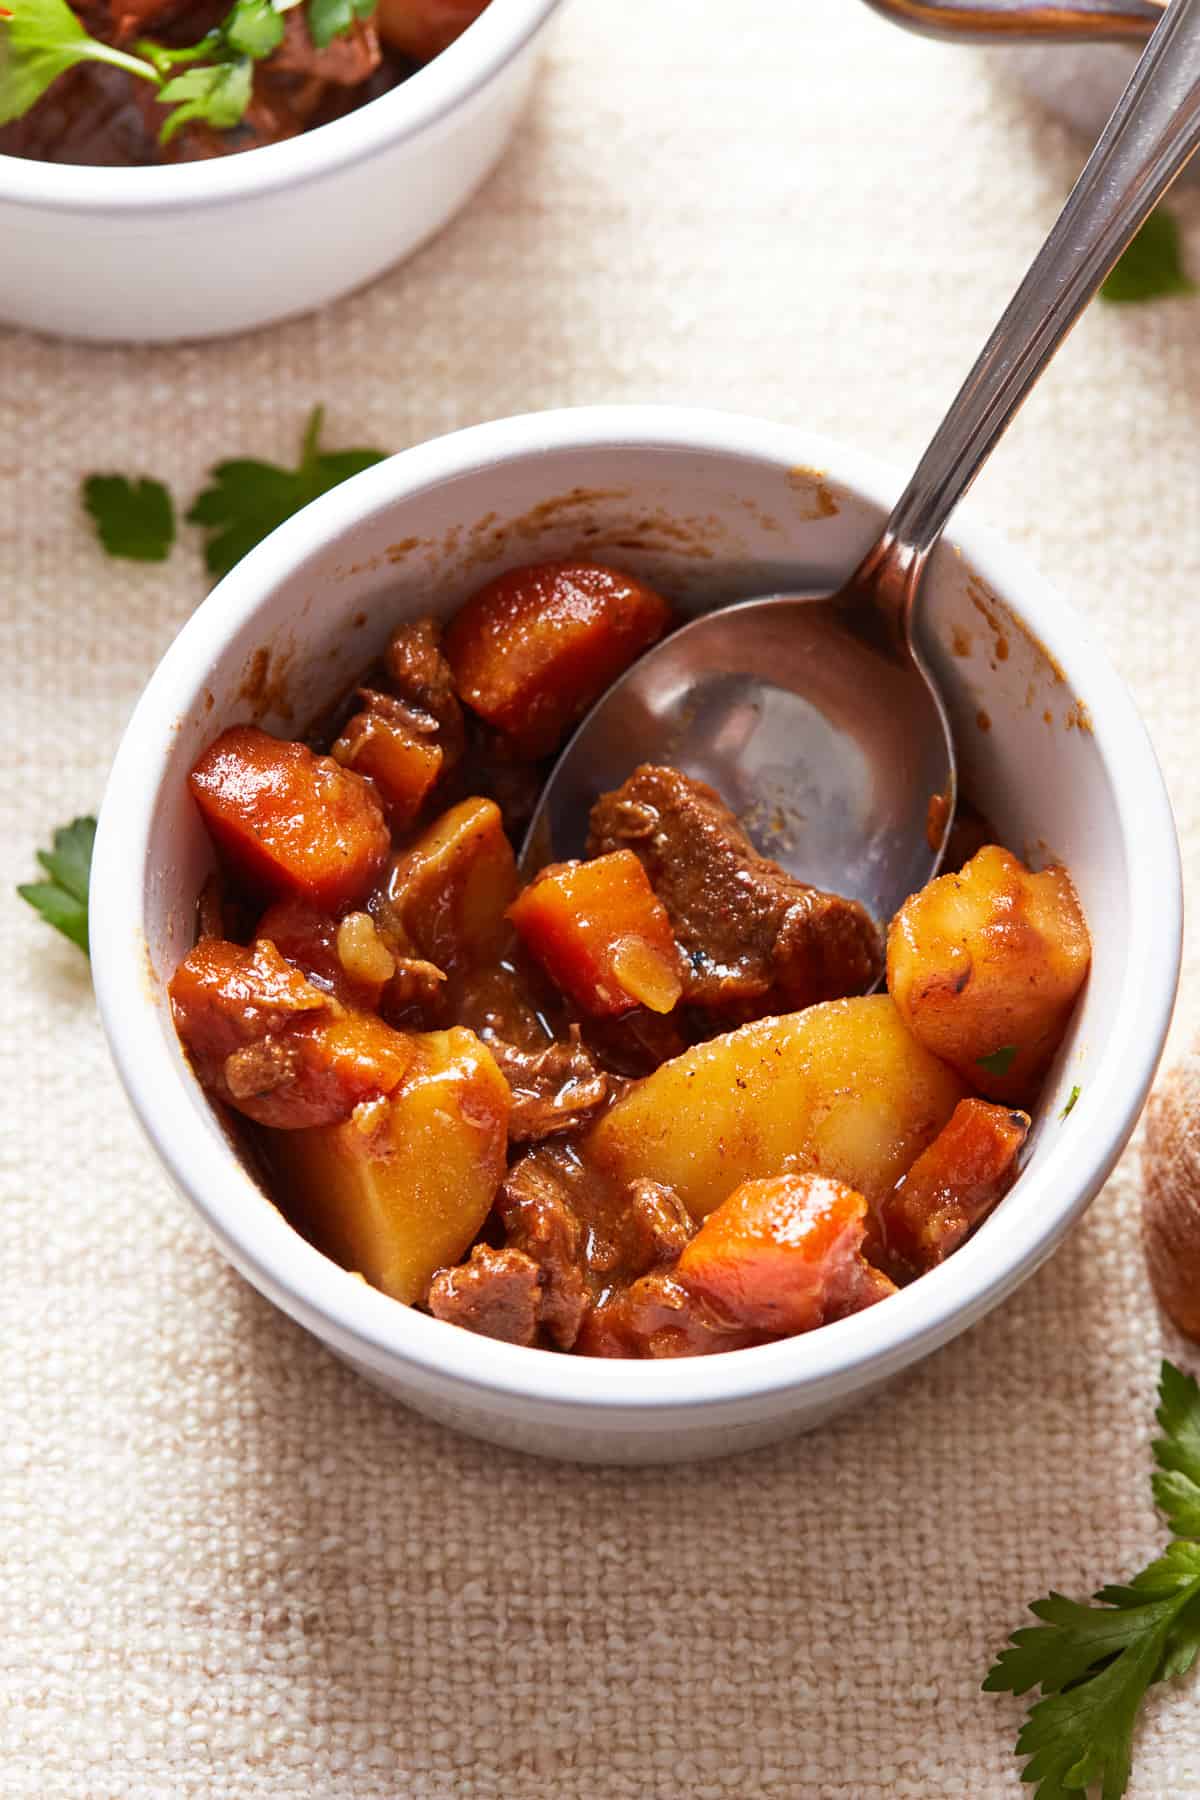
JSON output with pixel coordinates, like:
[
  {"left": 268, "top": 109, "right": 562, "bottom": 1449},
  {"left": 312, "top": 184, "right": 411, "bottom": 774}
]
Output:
[{"left": 5, "top": 2, "right": 1200, "bottom": 1794}]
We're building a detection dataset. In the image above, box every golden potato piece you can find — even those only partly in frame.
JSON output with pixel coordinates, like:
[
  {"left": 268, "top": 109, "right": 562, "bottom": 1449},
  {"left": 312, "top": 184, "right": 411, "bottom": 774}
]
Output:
[
  {"left": 268, "top": 1026, "right": 510, "bottom": 1303},
  {"left": 583, "top": 995, "right": 966, "bottom": 1220},
  {"left": 381, "top": 797, "right": 518, "bottom": 972},
  {"left": 887, "top": 845, "right": 1091, "bottom": 1104}
]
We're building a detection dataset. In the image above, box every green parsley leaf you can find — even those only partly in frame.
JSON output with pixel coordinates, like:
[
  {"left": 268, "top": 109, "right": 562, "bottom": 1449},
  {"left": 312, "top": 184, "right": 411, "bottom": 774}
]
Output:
[
  {"left": 1153, "top": 1362, "right": 1200, "bottom": 1540},
  {"left": 977, "top": 1044, "right": 1017, "bottom": 1078},
  {"left": 1100, "top": 208, "right": 1195, "bottom": 306},
  {"left": 0, "top": 0, "right": 158, "bottom": 125},
  {"left": 17, "top": 815, "right": 96, "bottom": 956},
  {"left": 81, "top": 474, "right": 176, "bottom": 562},
  {"left": 157, "top": 55, "right": 252, "bottom": 144},
  {"left": 307, "top": 0, "right": 375, "bottom": 50},
  {"left": 187, "top": 405, "right": 387, "bottom": 579},
  {"left": 1059, "top": 1083, "right": 1081, "bottom": 1120},
  {"left": 224, "top": 0, "right": 285, "bottom": 58},
  {"left": 986, "top": 1363, "right": 1200, "bottom": 1800}
]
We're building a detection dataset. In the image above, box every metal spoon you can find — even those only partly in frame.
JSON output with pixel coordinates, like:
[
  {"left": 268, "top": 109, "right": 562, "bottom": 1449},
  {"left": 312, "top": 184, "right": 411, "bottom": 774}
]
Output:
[
  {"left": 524, "top": 0, "right": 1200, "bottom": 928},
  {"left": 863, "top": 0, "right": 1163, "bottom": 46}
]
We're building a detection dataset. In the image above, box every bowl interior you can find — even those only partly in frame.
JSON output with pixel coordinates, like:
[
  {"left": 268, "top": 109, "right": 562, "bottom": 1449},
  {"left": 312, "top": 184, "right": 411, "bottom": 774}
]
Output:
[{"left": 102, "top": 413, "right": 1177, "bottom": 1411}]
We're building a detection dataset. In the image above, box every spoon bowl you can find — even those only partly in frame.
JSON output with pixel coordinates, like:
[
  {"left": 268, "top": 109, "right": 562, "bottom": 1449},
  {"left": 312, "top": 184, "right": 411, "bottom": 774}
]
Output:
[{"left": 527, "top": 593, "right": 954, "bottom": 929}]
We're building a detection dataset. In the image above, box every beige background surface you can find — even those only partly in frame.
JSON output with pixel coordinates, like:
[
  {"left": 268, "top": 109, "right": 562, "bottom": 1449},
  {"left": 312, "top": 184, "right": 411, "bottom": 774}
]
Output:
[{"left": 4, "top": 2, "right": 1200, "bottom": 1794}]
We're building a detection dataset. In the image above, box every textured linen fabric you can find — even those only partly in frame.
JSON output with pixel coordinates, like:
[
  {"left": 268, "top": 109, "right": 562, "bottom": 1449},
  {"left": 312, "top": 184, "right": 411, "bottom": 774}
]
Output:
[{"left": 4, "top": 2, "right": 1200, "bottom": 1794}]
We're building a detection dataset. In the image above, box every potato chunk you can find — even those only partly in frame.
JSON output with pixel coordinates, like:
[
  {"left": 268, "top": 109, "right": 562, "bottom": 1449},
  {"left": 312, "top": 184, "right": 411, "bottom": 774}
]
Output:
[
  {"left": 268, "top": 1027, "right": 510, "bottom": 1303},
  {"left": 508, "top": 850, "right": 684, "bottom": 1017},
  {"left": 190, "top": 725, "right": 390, "bottom": 912},
  {"left": 584, "top": 995, "right": 967, "bottom": 1219},
  {"left": 444, "top": 561, "right": 671, "bottom": 757},
  {"left": 887, "top": 845, "right": 1091, "bottom": 1103},
  {"left": 380, "top": 797, "right": 517, "bottom": 971}
]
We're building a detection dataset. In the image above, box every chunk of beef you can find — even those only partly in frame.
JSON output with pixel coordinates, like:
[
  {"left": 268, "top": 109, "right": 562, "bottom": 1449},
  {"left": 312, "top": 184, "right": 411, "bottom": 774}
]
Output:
[
  {"left": 384, "top": 618, "right": 465, "bottom": 766},
  {"left": 379, "top": 955, "right": 448, "bottom": 1029},
  {"left": 497, "top": 1150, "right": 592, "bottom": 1349},
  {"left": 581, "top": 1007, "right": 690, "bottom": 1079},
  {"left": 619, "top": 1179, "right": 695, "bottom": 1275},
  {"left": 0, "top": 64, "right": 159, "bottom": 164},
  {"left": 427, "top": 1245, "right": 541, "bottom": 1346},
  {"left": 85, "top": 0, "right": 218, "bottom": 42},
  {"left": 576, "top": 1273, "right": 761, "bottom": 1359},
  {"left": 460, "top": 720, "right": 546, "bottom": 841},
  {"left": 587, "top": 764, "right": 882, "bottom": 1013},
  {"left": 269, "top": 9, "right": 382, "bottom": 84},
  {"left": 485, "top": 1028, "right": 609, "bottom": 1142}
]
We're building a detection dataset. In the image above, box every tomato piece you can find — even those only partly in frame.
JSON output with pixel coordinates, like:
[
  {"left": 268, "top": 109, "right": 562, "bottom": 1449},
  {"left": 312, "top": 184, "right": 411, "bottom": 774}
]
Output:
[
  {"left": 876, "top": 1097, "right": 1030, "bottom": 1275},
  {"left": 331, "top": 690, "right": 444, "bottom": 829},
  {"left": 190, "top": 725, "right": 391, "bottom": 912},
  {"left": 380, "top": 796, "right": 517, "bottom": 971},
  {"left": 170, "top": 936, "right": 412, "bottom": 1129},
  {"left": 509, "top": 851, "right": 684, "bottom": 1017},
  {"left": 676, "top": 1173, "right": 880, "bottom": 1337},
  {"left": 444, "top": 561, "right": 671, "bottom": 757}
]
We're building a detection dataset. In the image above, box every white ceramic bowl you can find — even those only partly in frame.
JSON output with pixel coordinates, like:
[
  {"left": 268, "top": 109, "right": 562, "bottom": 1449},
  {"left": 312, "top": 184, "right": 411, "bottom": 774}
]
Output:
[
  {"left": 90, "top": 406, "right": 1182, "bottom": 1464},
  {"left": 0, "top": 0, "right": 562, "bottom": 343}
]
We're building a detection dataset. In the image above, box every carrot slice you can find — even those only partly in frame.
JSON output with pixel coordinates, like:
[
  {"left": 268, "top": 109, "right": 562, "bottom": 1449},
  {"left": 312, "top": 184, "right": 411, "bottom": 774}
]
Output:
[
  {"left": 444, "top": 561, "right": 671, "bottom": 757},
  {"left": 190, "top": 725, "right": 391, "bottom": 913},
  {"left": 509, "top": 851, "right": 684, "bottom": 1017}
]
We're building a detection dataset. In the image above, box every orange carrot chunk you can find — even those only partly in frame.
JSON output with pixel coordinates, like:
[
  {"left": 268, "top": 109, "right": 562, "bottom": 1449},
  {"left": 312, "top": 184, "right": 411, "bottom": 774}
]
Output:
[
  {"left": 875, "top": 1096, "right": 1030, "bottom": 1276},
  {"left": 509, "top": 851, "right": 685, "bottom": 1018},
  {"left": 676, "top": 1173, "right": 888, "bottom": 1337},
  {"left": 331, "top": 690, "right": 444, "bottom": 829},
  {"left": 190, "top": 725, "right": 391, "bottom": 913},
  {"left": 169, "top": 936, "right": 412, "bottom": 1130},
  {"left": 443, "top": 560, "right": 672, "bottom": 757}
]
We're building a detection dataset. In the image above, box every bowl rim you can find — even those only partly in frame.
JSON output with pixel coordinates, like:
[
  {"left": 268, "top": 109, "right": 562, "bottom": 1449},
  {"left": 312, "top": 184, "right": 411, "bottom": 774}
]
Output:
[
  {"left": 0, "top": 0, "right": 561, "bottom": 215},
  {"left": 91, "top": 403, "right": 1183, "bottom": 1415}
]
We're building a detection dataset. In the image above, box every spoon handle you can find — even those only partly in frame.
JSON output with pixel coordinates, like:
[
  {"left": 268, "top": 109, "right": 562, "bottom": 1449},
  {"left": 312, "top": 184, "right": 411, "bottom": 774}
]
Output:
[
  {"left": 859, "top": 0, "right": 1200, "bottom": 628},
  {"left": 863, "top": 0, "right": 1163, "bottom": 45}
]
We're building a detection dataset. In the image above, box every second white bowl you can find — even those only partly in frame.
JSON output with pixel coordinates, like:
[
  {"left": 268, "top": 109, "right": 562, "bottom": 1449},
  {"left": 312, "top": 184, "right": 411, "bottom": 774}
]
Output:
[{"left": 0, "top": 0, "right": 563, "bottom": 343}]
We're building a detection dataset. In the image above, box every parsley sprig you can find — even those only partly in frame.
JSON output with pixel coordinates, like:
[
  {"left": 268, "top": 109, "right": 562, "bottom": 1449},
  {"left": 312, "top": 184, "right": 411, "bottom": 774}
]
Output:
[
  {"left": 186, "top": 405, "right": 388, "bottom": 577},
  {"left": 18, "top": 816, "right": 95, "bottom": 955},
  {"left": 0, "top": 0, "right": 159, "bottom": 123},
  {"left": 82, "top": 474, "right": 175, "bottom": 562},
  {"left": 986, "top": 1361, "right": 1200, "bottom": 1799},
  {"left": 81, "top": 406, "right": 388, "bottom": 573},
  {"left": 1100, "top": 208, "right": 1196, "bottom": 306}
]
